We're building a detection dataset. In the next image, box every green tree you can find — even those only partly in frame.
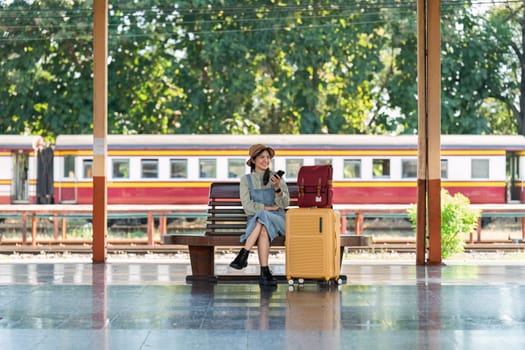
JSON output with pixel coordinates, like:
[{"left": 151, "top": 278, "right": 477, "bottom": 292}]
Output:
[
  {"left": 171, "top": 1, "right": 260, "bottom": 133},
  {"left": 477, "top": 3, "right": 522, "bottom": 135},
  {"left": 368, "top": 2, "right": 417, "bottom": 134},
  {"left": 262, "top": 1, "right": 386, "bottom": 134},
  {"left": 108, "top": 3, "right": 185, "bottom": 134},
  {"left": 440, "top": 5, "right": 516, "bottom": 134},
  {"left": 382, "top": 2, "right": 520, "bottom": 135},
  {"left": 173, "top": 0, "right": 387, "bottom": 135},
  {"left": 3, "top": 1, "right": 521, "bottom": 138},
  {"left": 0, "top": 0, "right": 93, "bottom": 139}
]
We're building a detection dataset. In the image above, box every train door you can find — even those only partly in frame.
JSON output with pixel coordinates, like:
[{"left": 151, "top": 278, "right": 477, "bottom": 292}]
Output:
[
  {"left": 11, "top": 151, "right": 29, "bottom": 203},
  {"left": 36, "top": 146, "right": 55, "bottom": 204},
  {"left": 506, "top": 152, "right": 520, "bottom": 203}
]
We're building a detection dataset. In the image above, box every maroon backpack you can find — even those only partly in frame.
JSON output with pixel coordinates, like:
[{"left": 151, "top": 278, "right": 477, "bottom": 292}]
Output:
[{"left": 297, "top": 165, "right": 333, "bottom": 208}]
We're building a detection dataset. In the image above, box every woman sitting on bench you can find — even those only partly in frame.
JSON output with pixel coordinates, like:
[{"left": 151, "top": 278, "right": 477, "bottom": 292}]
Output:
[{"left": 229, "top": 143, "right": 290, "bottom": 287}]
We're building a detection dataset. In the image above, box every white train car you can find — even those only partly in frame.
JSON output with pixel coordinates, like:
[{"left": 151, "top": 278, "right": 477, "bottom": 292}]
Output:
[
  {"left": 50, "top": 134, "right": 525, "bottom": 205},
  {"left": 1, "top": 134, "right": 524, "bottom": 205}
]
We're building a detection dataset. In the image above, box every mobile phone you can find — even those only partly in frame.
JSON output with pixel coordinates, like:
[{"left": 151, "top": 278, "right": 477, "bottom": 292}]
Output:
[{"left": 276, "top": 170, "right": 285, "bottom": 178}]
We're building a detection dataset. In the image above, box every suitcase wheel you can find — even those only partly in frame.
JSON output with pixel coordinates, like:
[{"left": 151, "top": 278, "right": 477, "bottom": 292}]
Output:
[{"left": 287, "top": 278, "right": 305, "bottom": 285}]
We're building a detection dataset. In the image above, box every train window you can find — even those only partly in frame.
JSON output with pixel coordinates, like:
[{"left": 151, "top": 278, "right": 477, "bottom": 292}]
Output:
[
  {"left": 343, "top": 159, "right": 361, "bottom": 178},
  {"left": 441, "top": 159, "right": 448, "bottom": 179},
  {"left": 112, "top": 159, "right": 129, "bottom": 179},
  {"left": 83, "top": 160, "right": 93, "bottom": 179},
  {"left": 471, "top": 159, "right": 489, "bottom": 179},
  {"left": 170, "top": 159, "right": 187, "bottom": 178},
  {"left": 199, "top": 159, "right": 217, "bottom": 178},
  {"left": 228, "top": 159, "right": 245, "bottom": 179},
  {"left": 63, "top": 155, "right": 75, "bottom": 178},
  {"left": 286, "top": 159, "right": 303, "bottom": 178},
  {"left": 401, "top": 159, "right": 417, "bottom": 178},
  {"left": 141, "top": 159, "right": 158, "bottom": 178},
  {"left": 315, "top": 158, "right": 332, "bottom": 165},
  {"left": 372, "top": 159, "right": 390, "bottom": 178}
]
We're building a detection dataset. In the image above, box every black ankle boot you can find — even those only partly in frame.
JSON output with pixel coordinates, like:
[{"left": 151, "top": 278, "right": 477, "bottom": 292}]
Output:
[
  {"left": 259, "top": 266, "right": 277, "bottom": 286},
  {"left": 230, "top": 248, "right": 249, "bottom": 270}
]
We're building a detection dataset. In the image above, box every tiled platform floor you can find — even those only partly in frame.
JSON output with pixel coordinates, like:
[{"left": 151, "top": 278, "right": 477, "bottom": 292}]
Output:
[{"left": 1, "top": 258, "right": 525, "bottom": 349}]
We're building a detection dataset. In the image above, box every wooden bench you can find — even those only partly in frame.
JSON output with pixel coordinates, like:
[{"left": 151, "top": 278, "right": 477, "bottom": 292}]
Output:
[{"left": 163, "top": 181, "right": 372, "bottom": 282}]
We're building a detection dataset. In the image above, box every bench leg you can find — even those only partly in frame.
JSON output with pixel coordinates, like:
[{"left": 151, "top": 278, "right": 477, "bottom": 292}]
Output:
[{"left": 187, "top": 245, "right": 215, "bottom": 281}]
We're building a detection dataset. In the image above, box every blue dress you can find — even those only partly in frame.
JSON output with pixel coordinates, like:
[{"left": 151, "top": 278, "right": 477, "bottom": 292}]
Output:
[{"left": 240, "top": 174, "right": 286, "bottom": 243}]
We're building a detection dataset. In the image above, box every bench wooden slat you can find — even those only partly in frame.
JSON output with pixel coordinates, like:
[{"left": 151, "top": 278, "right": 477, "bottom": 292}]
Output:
[
  {"left": 206, "top": 223, "right": 247, "bottom": 230},
  {"left": 209, "top": 200, "right": 242, "bottom": 206},
  {"left": 208, "top": 208, "right": 245, "bottom": 214},
  {"left": 206, "top": 217, "right": 247, "bottom": 223},
  {"left": 204, "top": 231, "right": 246, "bottom": 236}
]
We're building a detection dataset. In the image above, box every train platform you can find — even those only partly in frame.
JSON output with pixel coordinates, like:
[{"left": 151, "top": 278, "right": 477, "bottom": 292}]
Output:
[{"left": 0, "top": 255, "right": 525, "bottom": 350}]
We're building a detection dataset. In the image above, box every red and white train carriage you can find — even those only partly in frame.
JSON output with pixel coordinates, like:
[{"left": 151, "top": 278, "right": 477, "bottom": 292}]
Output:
[{"left": 1, "top": 134, "right": 524, "bottom": 205}]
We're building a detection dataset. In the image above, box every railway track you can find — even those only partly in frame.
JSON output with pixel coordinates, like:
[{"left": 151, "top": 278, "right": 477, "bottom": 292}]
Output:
[{"left": 0, "top": 241, "right": 523, "bottom": 255}]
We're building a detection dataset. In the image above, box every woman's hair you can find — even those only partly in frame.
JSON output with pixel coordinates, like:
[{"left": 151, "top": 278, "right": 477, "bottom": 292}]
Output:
[
  {"left": 263, "top": 169, "right": 271, "bottom": 185},
  {"left": 250, "top": 165, "right": 271, "bottom": 186}
]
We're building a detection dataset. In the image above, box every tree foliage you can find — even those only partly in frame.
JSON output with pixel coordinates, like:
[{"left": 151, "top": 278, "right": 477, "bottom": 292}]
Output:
[
  {"left": 480, "top": 3, "right": 522, "bottom": 135},
  {"left": 382, "top": 2, "right": 521, "bottom": 135},
  {"left": 0, "top": 1, "right": 524, "bottom": 139},
  {"left": 0, "top": 0, "right": 93, "bottom": 138}
]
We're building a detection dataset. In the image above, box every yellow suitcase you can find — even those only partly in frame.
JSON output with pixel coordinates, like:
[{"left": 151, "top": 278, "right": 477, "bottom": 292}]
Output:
[{"left": 285, "top": 208, "right": 341, "bottom": 283}]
